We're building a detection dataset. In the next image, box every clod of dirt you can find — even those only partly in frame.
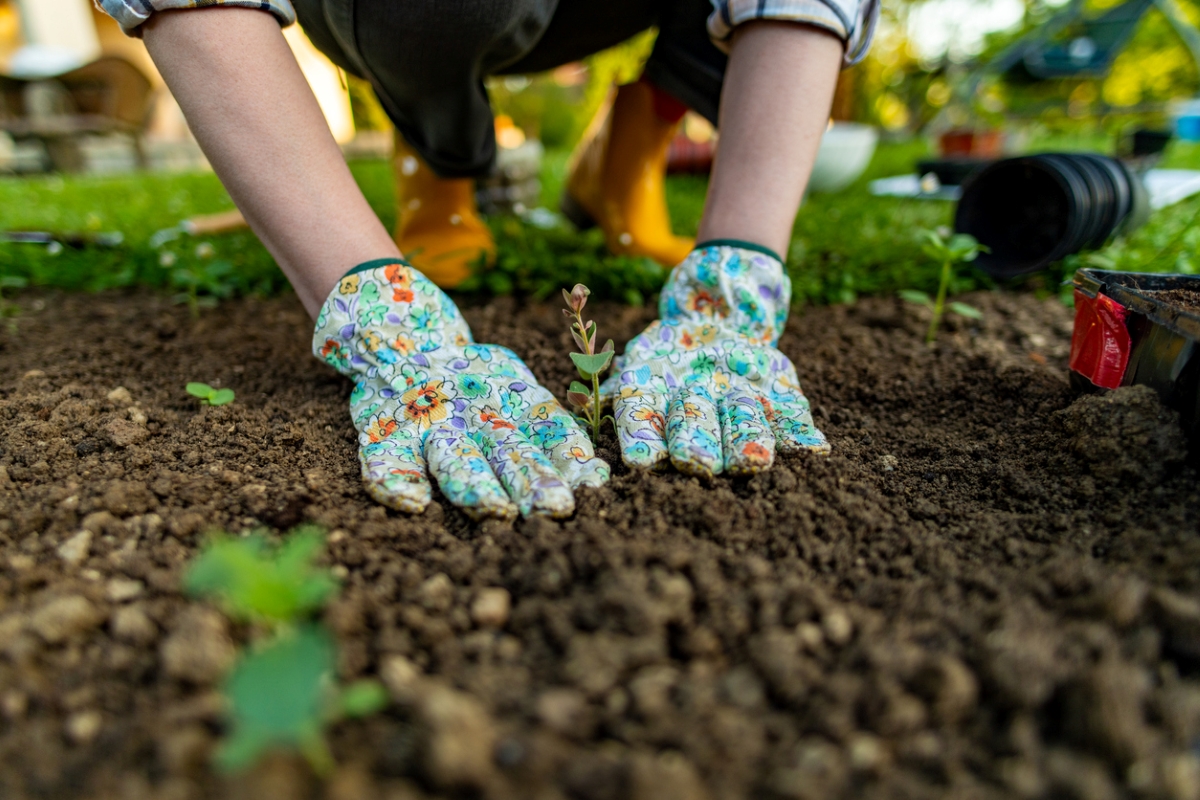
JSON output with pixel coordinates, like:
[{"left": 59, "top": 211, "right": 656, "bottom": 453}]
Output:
[
  {"left": 106, "top": 386, "right": 134, "bottom": 406},
  {"left": 536, "top": 687, "right": 590, "bottom": 735},
  {"left": 1151, "top": 588, "right": 1200, "bottom": 670},
  {"left": 102, "top": 480, "right": 156, "bottom": 517},
  {"left": 29, "top": 595, "right": 104, "bottom": 644},
  {"left": 1061, "top": 659, "right": 1156, "bottom": 765},
  {"left": 911, "top": 655, "right": 978, "bottom": 724},
  {"left": 410, "top": 680, "right": 497, "bottom": 790},
  {"left": 160, "top": 607, "right": 236, "bottom": 684},
  {"left": 1060, "top": 385, "right": 1188, "bottom": 483},
  {"left": 105, "top": 417, "right": 149, "bottom": 447},
  {"left": 470, "top": 588, "right": 511, "bottom": 629},
  {"left": 630, "top": 751, "right": 710, "bottom": 800},
  {"left": 110, "top": 605, "right": 158, "bottom": 645},
  {"left": 105, "top": 578, "right": 144, "bottom": 603},
  {"left": 56, "top": 529, "right": 91, "bottom": 565}
]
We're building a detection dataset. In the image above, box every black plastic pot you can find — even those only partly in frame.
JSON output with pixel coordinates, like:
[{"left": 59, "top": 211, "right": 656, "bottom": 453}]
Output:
[
  {"left": 1070, "top": 268, "right": 1200, "bottom": 443},
  {"left": 955, "top": 154, "right": 1149, "bottom": 279},
  {"left": 915, "top": 158, "right": 992, "bottom": 187}
]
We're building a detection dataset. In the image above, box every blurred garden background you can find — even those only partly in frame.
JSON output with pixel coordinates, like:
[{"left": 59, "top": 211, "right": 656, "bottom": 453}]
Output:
[{"left": 4, "top": 0, "right": 1200, "bottom": 312}]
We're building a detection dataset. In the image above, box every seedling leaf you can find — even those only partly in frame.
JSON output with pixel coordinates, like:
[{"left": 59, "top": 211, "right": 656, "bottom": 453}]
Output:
[
  {"left": 950, "top": 301, "right": 984, "bottom": 320},
  {"left": 570, "top": 351, "right": 614, "bottom": 380},
  {"left": 898, "top": 290, "right": 933, "bottom": 307},
  {"left": 186, "top": 382, "right": 214, "bottom": 398},
  {"left": 339, "top": 680, "right": 389, "bottom": 718},
  {"left": 184, "top": 529, "right": 339, "bottom": 624},
  {"left": 209, "top": 388, "right": 236, "bottom": 406},
  {"left": 214, "top": 625, "right": 336, "bottom": 774},
  {"left": 568, "top": 380, "right": 590, "bottom": 395}
]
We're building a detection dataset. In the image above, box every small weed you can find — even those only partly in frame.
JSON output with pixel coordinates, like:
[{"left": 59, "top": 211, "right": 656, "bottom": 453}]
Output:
[
  {"left": 902, "top": 228, "right": 987, "bottom": 344},
  {"left": 165, "top": 246, "right": 236, "bottom": 317},
  {"left": 186, "top": 382, "right": 235, "bottom": 406},
  {"left": 562, "top": 284, "right": 614, "bottom": 442},
  {"left": 184, "top": 527, "right": 388, "bottom": 774}
]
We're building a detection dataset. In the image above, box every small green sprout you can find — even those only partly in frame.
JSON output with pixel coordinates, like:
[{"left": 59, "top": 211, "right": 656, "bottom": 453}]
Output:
[
  {"left": 184, "top": 527, "right": 338, "bottom": 624},
  {"left": 184, "top": 528, "right": 388, "bottom": 775},
  {"left": 164, "top": 245, "right": 235, "bottom": 318},
  {"left": 215, "top": 625, "right": 387, "bottom": 775},
  {"left": 903, "top": 228, "right": 988, "bottom": 344},
  {"left": 186, "top": 382, "right": 235, "bottom": 406},
  {"left": 562, "top": 283, "right": 615, "bottom": 442}
]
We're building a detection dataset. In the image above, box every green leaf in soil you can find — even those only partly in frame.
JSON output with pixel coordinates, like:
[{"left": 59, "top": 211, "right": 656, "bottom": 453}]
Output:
[
  {"left": 898, "top": 289, "right": 933, "bottom": 307},
  {"left": 570, "top": 350, "right": 614, "bottom": 380},
  {"left": 186, "top": 382, "right": 215, "bottom": 399},
  {"left": 949, "top": 301, "right": 984, "bottom": 320},
  {"left": 184, "top": 527, "right": 339, "bottom": 624},
  {"left": 208, "top": 388, "right": 236, "bottom": 406},
  {"left": 338, "top": 680, "right": 389, "bottom": 718},
  {"left": 214, "top": 625, "right": 336, "bottom": 774}
]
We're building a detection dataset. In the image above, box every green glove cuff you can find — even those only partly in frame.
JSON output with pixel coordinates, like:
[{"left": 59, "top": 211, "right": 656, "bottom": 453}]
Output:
[
  {"left": 340, "top": 257, "right": 411, "bottom": 279},
  {"left": 693, "top": 239, "right": 782, "bottom": 264}
]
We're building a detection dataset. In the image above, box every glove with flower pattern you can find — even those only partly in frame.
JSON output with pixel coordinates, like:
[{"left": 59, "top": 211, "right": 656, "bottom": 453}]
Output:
[
  {"left": 314, "top": 259, "right": 610, "bottom": 520},
  {"left": 601, "top": 243, "right": 829, "bottom": 476}
]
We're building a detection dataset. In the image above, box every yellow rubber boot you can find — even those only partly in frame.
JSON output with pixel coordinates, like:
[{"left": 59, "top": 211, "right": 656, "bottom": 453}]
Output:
[
  {"left": 393, "top": 133, "right": 495, "bottom": 288},
  {"left": 561, "top": 80, "right": 694, "bottom": 267}
]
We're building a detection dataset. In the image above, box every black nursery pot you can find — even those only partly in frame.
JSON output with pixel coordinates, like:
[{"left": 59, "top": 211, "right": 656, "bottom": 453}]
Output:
[
  {"left": 955, "top": 154, "right": 1148, "bottom": 280},
  {"left": 1070, "top": 268, "right": 1200, "bottom": 443}
]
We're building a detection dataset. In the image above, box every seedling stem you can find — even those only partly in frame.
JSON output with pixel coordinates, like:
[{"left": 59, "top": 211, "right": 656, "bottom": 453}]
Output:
[{"left": 562, "top": 284, "right": 614, "bottom": 442}]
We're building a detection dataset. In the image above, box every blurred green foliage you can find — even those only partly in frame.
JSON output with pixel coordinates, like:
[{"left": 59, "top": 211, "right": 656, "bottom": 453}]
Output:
[
  {"left": 184, "top": 528, "right": 388, "bottom": 775},
  {"left": 184, "top": 527, "right": 338, "bottom": 623},
  {"left": 3, "top": 138, "right": 1200, "bottom": 311}
]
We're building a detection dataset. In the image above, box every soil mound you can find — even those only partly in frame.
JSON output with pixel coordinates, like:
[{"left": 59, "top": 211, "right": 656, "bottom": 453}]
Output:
[{"left": 1, "top": 289, "right": 1198, "bottom": 799}]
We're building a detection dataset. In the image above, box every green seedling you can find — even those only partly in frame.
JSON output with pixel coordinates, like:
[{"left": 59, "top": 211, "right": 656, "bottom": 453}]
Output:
[
  {"left": 902, "top": 228, "right": 988, "bottom": 344},
  {"left": 184, "top": 528, "right": 388, "bottom": 775},
  {"left": 215, "top": 625, "right": 387, "bottom": 775},
  {"left": 184, "top": 527, "right": 337, "bottom": 624},
  {"left": 165, "top": 246, "right": 236, "bottom": 318},
  {"left": 562, "top": 283, "right": 615, "bottom": 442},
  {"left": 186, "top": 382, "right": 235, "bottom": 406}
]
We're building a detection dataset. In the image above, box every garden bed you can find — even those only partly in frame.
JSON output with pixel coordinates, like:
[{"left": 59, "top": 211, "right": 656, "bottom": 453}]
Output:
[{"left": 1, "top": 288, "right": 1199, "bottom": 800}]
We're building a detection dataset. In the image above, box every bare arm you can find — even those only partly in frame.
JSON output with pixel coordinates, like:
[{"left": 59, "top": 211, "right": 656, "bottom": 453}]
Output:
[
  {"left": 696, "top": 21, "right": 843, "bottom": 258},
  {"left": 143, "top": 7, "right": 400, "bottom": 316}
]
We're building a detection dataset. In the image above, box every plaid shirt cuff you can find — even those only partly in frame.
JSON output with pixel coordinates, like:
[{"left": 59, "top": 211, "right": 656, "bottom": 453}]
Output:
[
  {"left": 707, "top": 0, "right": 879, "bottom": 66},
  {"left": 95, "top": 0, "right": 297, "bottom": 36}
]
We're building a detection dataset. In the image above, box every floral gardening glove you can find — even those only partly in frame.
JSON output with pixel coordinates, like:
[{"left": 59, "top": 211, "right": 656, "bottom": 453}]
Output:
[
  {"left": 600, "top": 243, "right": 829, "bottom": 476},
  {"left": 314, "top": 259, "right": 610, "bottom": 520}
]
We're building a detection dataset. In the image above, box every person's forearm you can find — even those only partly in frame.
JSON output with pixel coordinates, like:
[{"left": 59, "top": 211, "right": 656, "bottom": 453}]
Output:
[
  {"left": 143, "top": 8, "right": 400, "bottom": 316},
  {"left": 696, "top": 21, "right": 843, "bottom": 259}
]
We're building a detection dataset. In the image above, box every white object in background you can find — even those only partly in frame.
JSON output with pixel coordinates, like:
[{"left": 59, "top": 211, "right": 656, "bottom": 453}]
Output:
[
  {"left": 9, "top": 0, "right": 100, "bottom": 77},
  {"left": 868, "top": 173, "right": 962, "bottom": 200},
  {"left": 1144, "top": 169, "right": 1200, "bottom": 210},
  {"left": 283, "top": 26, "right": 355, "bottom": 145},
  {"left": 808, "top": 122, "right": 879, "bottom": 193}
]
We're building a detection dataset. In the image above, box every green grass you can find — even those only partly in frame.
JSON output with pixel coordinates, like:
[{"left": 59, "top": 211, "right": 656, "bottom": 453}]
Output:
[{"left": 2, "top": 138, "right": 1199, "bottom": 310}]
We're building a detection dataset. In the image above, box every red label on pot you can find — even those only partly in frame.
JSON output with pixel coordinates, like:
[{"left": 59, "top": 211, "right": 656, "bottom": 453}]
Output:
[{"left": 1069, "top": 290, "right": 1130, "bottom": 389}]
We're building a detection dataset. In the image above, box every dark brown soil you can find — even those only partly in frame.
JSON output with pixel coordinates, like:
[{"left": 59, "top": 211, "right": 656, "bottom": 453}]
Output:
[
  {"left": 1149, "top": 289, "right": 1200, "bottom": 316},
  {"left": 1, "top": 288, "right": 1199, "bottom": 800}
]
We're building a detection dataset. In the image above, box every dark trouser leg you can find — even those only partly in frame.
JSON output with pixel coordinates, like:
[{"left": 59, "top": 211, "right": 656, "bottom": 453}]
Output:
[
  {"left": 502, "top": 0, "right": 727, "bottom": 127},
  {"left": 643, "top": 0, "right": 727, "bottom": 125},
  {"left": 292, "top": 0, "right": 724, "bottom": 176}
]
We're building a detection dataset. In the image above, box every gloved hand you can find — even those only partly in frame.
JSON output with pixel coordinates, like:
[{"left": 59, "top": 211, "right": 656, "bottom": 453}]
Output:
[
  {"left": 314, "top": 259, "right": 609, "bottom": 520},
  {"left": 601, "top": 243, "right": 829, "bottom": 476}
]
